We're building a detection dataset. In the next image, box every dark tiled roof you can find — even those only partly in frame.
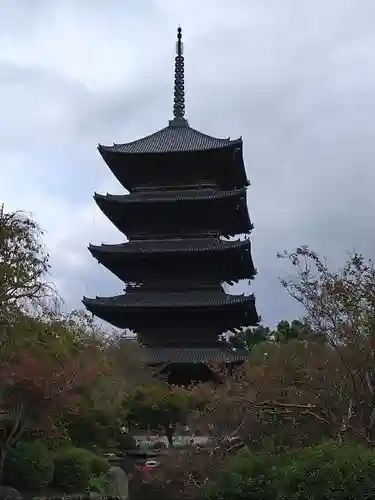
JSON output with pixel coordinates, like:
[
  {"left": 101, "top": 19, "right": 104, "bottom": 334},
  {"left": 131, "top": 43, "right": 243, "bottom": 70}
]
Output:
[
  {"left": 98, "top": 122, "right": 242, "bottom": 155},
  {"left": 141, "top": 347, "right": 248, "bottom": 363},
  {"left": 94, "top": 187, "right": 246, "bottom": 205},
  {"left": 82, "top": 289, "right": 255, "bottom": 309},
  {"left": 89, "top": 238, "right": 251, "bottom": 255}
]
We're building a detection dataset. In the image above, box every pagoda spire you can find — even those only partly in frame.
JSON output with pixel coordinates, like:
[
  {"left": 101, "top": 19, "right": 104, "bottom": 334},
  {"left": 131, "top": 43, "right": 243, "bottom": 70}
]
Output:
[{"left": 170, "top": 26, "right": 188, "bottom": 127}]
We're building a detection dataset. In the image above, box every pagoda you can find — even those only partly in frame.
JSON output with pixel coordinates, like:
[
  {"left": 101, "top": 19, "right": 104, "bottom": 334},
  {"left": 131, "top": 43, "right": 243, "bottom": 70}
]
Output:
[{"left": 83, "top": 27, "right": 259, "bottom": 385}]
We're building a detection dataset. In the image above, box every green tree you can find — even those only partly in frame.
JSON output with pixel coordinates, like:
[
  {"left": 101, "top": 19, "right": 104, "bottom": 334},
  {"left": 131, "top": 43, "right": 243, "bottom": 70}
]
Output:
[
  {"left": 229, "top": 325, "right": 271, "bottom": 350},
  {"left": 124, "top": 384, "right": 190, "bottom": 447}
]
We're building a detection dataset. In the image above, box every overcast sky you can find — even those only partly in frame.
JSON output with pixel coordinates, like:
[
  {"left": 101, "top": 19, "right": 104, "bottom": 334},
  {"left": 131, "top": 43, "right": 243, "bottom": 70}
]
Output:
[{"left": 1, "top": 0, "right": 375, "bottom": 328}]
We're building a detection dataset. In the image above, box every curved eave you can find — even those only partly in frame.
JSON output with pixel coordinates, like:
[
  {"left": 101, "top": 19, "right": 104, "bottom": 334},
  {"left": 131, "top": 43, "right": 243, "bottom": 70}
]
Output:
[
  {"left": 88, "top": 240, "right": 256, "bottom": 282},
  {"left": 97, "top": 125, "right": 243, "bottom": 156},
  {"left": 82, "top": 294, "right": 259, "bottom": 329},
  {"left": 93, "top": 187, "right": 247, "bottom": 205},
  {"left": 98, "top": 139, "right": 242, "bottom": 156},
  {"left": 82, "top": 293, "right": 256, "bottom": 310},
  {"left": 88, "top": 238, "right": 252, "bottom": 256}
]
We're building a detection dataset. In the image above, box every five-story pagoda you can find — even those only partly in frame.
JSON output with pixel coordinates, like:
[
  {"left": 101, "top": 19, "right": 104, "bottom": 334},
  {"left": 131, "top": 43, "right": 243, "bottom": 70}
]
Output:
[{"left": 83, "top": 27, "right": 259, "bottom": 385}]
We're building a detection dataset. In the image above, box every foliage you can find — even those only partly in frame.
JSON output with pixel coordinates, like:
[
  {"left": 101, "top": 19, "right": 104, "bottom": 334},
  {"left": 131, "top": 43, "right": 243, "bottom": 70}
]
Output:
[
  {"left": 229, "top": 320, "right": 318, "bottom": 350},
  {"left": 3, "top": 440, "right": 54, "bottom": 491},
  {"left": 204, "top": 441, "right": 375, "bottom": 500},
  {"left": 52, "top": 447, "right": 93, "bottom": 492},
  {"left": 107, "top": 337, "right": 155, "bottom": 387},
  {"left": 279, "top": 247, "right": 375, "bottom": 443},
  {"left": 0, "top": 309, "right": 106, "bottom": 475},
  {"left": 88, "top": 473, "right": 109, "bottom": 494},
  {"left": 0, "top": 207, "right": 56, "bottom": 319},
  {"left": 229, "top": 324, "right": 272, "bottom": 350},
  {"left": 118, "top": 432, "right": 137, "bottom": 451},
  {"left": 186, "top": 249, "right": 375, "bottom": 458},
  {"left": 124, "top": 383, "right": 191, "bottom": 446},
  {"left": 62, "top": 337, "right": 144, "bottom": 452},
  {"left": 41, "top": 433, "right": 72, "bottom": 452},
  {"left": 0, "top": 206, "right": 115, "bottom": 474},
  {"left": 89, "top": 452, "right": 110, "bottom": 476}
]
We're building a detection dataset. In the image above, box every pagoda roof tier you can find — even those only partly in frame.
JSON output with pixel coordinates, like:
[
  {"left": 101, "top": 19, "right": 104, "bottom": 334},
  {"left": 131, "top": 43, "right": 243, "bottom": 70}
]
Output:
[
  {"left": 94, "top": 188, "right": 251, "bottom": 238},
  {"left": 140, "top": 347, "right": 248, "bottom": 364},
  {"left": 98, "top": 138, "right": 248, "bottom": 193},
  {"left": 82, "top": 290, "right": 258, "bottom": 330},
  {"left": 89, "top": 237, "right": 249, "bottom": 255},
  {"left": 83, "top": 289, "right": 255, "bottom": 309},
  {"left": 98, "top": 121, "right": 242, "bottom": 155},
  {"left": 88, "top": 238, "right": 256, "bottom": 282}
]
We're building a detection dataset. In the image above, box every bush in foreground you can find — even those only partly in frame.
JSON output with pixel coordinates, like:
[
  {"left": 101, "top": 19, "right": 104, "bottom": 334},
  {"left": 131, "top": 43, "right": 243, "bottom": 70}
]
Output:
[
  {"left": 3, "top": 440, "right": 54, "bottom": 491},
  {"left": 118, "top": 432, "right": 137, "bottom": 451},
  {"left": 52, "top": 446, "right": 109, "bottom": 492},
  {"left": 89, "top": 452, "right": 110, "bottom": 476},
  {"left": 204, "top": 440, "right": 375, "bottom": 500},
  {"left": 53, "top": 447, "right": 93, "bottom": 492}
]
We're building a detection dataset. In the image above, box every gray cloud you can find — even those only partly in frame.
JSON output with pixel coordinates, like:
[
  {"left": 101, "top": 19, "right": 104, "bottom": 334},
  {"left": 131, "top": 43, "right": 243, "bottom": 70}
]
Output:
[{"left": 1, "top": 0, "right": 375, "bottom": 327}]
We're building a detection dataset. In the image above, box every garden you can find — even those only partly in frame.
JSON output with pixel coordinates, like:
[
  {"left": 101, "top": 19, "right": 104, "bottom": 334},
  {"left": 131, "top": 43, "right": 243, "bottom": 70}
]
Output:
[{"left": 3, "top": 205, "right": 375, "bottom": 499}]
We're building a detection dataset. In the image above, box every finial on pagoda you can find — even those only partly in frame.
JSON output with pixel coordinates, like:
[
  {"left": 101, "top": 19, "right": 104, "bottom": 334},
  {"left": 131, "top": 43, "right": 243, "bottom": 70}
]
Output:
[{"left": 169, "top": 26, "right": 188, "bottom": 127}]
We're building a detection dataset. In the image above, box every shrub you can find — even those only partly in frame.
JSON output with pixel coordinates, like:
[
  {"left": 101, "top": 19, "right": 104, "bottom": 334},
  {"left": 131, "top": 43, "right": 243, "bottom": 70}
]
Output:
[
  {"left": 89, "top": 453, "right": 110, "bottom": 475},
  {"left": 3, "top": 440, "right": 54, "bottom": 491},
  {"left": 53, "top": 447, "right": 92, "bottom": 492},
  {"left": 88, "top": 474, "right": 109, "bottom": 494},
  {"left": 43, "top": 433, "right": 72, "bottom": 452},
  {"left": 118, "top": 432, "right": 137, "bottom": 451},
  {"left": 280, "top": 440, "right": 375, "bottom": 500},
  {"left": 204, "top": 440, "right": 375, "bottom": 500},
  {"left": 53, "top": 446, "right": 109, "bottom": 492}
]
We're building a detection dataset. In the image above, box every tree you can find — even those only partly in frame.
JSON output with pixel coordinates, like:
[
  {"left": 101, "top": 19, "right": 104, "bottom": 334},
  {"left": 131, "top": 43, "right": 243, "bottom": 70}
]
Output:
[
  {"left": 229, "top": 325, "right": 271, "bottom": 350},
  {"left": 277, "top": 246, "right": 375, "bottom": 442},
  {"left": 62, "top": 326, "right": 132, "bottom": 451},
  {"left": 273, "top": 319, "right": 320, "bottom": 343},
  {"left": 106, "top": 337, "right": 155, "bottom": 388},
  {"left": 0, "top": 207, "right": 56, "bottom": 320},
  {"left": 124, "top": 384, "right": 191, "bottom": 447},
  {"left": 0, "top": 310, "right": 105, "bottom": 474},
  {"left": 228, "top": 321, "right": 318, "bottom": 350}
]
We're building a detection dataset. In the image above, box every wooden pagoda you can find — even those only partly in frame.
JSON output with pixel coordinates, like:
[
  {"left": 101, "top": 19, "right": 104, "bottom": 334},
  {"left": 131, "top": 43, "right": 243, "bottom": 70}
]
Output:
[{"left": 83, "top": 27, "right": 259, "bottom": 385}]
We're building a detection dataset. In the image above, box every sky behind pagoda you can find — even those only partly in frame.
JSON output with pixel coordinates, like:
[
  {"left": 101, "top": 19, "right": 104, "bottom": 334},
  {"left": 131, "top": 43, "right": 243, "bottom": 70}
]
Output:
[{"left": 1, "top": 0, "right": 375, "bottom": 328}]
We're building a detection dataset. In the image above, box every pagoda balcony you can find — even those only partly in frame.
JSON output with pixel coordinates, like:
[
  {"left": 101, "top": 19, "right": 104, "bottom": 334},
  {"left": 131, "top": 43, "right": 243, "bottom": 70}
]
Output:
[
  {"left": 88, "top": 237, "right": 256, "bottom": 283},
  {"left": 94, "top": 188, "right": 252, "bottom": 239}
]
